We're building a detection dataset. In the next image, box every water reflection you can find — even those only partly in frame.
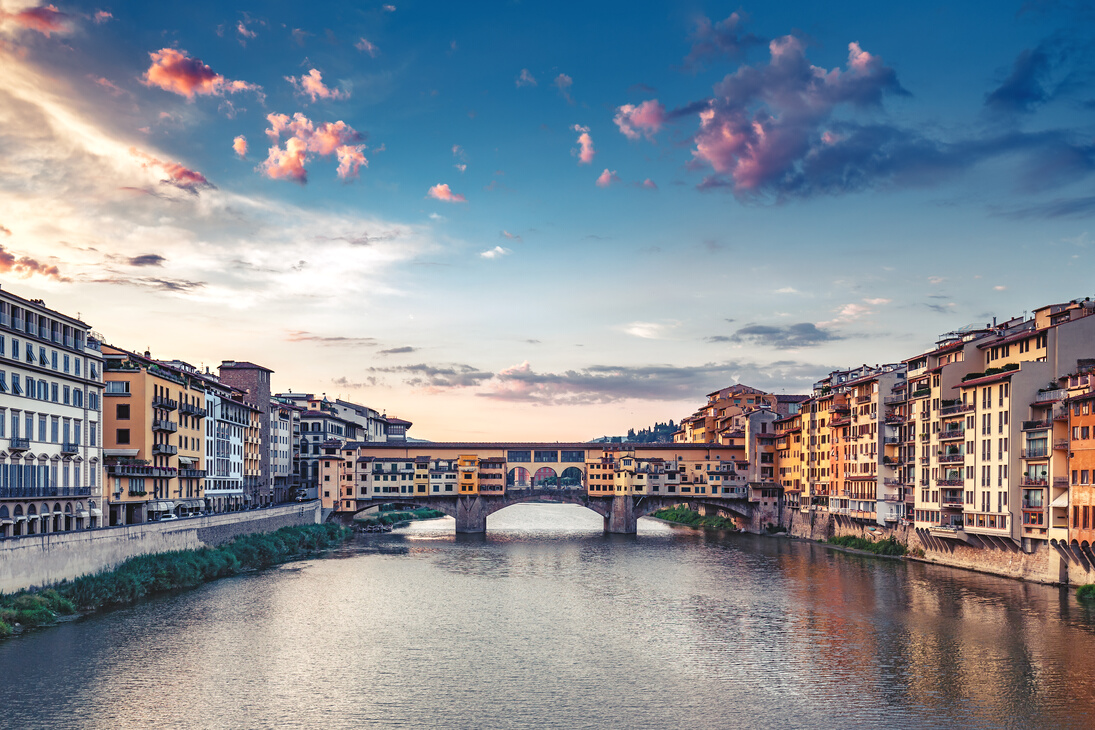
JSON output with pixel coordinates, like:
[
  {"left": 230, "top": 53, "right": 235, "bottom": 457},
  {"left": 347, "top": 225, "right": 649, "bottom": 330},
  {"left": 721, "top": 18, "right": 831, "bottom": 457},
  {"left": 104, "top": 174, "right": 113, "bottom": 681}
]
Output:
[{"left": 1, "top": 504, "right": 1094, "bottom": 729}]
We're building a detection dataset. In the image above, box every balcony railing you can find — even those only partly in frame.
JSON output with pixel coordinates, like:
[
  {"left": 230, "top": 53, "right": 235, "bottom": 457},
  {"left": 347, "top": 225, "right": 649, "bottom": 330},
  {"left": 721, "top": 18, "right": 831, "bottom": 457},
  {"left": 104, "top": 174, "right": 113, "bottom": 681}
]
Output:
[
  {"left": 1035, "top": 389, "right": 1065, "bottom": 402},
  {"left": 1021, "top": 448, "right": 1048, "bottom": 459},
  {"left": 883, "top": 395, "right": 906, "bottom": 405},
  {"left": 1022, "top": 420, "right": 1051, "bottom": 431},
  {"left": 939, "top": 428, "right": 965, "bottom": 440},
  {"left": 1021, "top": 478, "right": 1048, "bottom": 487},
  {"left": 0, "top": 486, "right": 91, "bottom": 498},
  {"left": 942, "top": 497, "right": 965, "bottom": 506},
  {"left": 856, "top": 395, "right": 871, "bottom": 404},
  {"left": 939, "top": 453, "right": 964, "bottom": 463},
  {"left": 152, "top": 396, "right": 178, "bottom": 411},
  {"left": 9, "top": 436, "right": 30, "bottom": 451},
  {"left": 1054, "top": 439, "right": 1069, "bottom": 450},
  {"left": 152, "top": 418, "right": 178, "bottom": 433},
  {"left": 940, "top": 403, "right": 974, "bottom": 416},
  {"left": 179, "top": 468, "right": 207, "bottom": 478},
  {"left": 152, "top": 443, "right": 178, "bottom": 456},
  {"left": 180, "top": 402, "right": 207, "bottom": 418},
  {"left": 61, "top": 441, "right": 79, "bottom": 455},
  {"left": 936, "top": 479, "right": 964, "bottom": 487},
  {"left": 106, "top": 463, "right": 177, "bottom": 477},
  {"left": 1054, "top": 476, "right": 1069, "bottom": 488},
  {"left": 912, "top": 388, "right": 931, "bottom": 398}
]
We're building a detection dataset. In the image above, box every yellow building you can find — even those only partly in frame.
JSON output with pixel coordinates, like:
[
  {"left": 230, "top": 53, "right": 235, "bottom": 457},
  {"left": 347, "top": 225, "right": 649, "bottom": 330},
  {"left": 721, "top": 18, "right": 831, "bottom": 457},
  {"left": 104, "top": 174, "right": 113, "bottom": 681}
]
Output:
[{"left": 102, "top": 346, "right": 205, "bottom": 524}]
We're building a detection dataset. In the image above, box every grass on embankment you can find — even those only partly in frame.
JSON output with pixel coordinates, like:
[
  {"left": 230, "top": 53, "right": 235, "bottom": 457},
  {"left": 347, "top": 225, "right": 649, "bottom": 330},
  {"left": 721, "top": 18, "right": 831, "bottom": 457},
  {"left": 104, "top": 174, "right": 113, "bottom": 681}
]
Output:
[
  {"left": 0, "top": 523, "right": 351, "bottom": 639},
  {"left": 650, "top": 506, "right": 738, "bottom": 531},
  {"left": 1078, "top": 584, "right": 1095, "bottom": 601},
  {"left": 826, "top": 534, "right": 907, "bottom": 556},
  {"left": 355, "top": 508, "right": 447, "bottom": 527}
]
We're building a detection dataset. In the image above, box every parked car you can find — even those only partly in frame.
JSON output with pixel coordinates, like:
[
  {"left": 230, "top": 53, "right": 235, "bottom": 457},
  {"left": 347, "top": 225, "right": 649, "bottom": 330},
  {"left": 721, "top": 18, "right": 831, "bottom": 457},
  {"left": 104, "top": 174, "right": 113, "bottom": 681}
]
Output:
[{"left": 159, "top": 513, "right": 179, "bottom": 522}]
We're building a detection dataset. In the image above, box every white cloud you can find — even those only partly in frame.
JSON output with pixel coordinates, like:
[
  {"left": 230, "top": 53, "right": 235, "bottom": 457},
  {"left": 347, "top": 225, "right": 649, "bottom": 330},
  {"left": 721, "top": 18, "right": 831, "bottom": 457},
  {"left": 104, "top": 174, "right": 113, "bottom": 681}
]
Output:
[
  {"left": 480, "top": 246, "right": 510, "bottom": 259},
  {"left": 775, "top": 286, "right": 798, "bottom": 294},
  {"left": 622, "top": 321, "right": 678, "bottom": 339}
]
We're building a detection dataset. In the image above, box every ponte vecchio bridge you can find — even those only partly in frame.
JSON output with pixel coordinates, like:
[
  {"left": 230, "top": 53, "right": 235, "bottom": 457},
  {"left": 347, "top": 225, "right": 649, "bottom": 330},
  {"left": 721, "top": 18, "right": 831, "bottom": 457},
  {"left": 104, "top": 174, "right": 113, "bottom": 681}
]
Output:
[{"left": 320, "top": 442, "right": 784, "bottom": 534}]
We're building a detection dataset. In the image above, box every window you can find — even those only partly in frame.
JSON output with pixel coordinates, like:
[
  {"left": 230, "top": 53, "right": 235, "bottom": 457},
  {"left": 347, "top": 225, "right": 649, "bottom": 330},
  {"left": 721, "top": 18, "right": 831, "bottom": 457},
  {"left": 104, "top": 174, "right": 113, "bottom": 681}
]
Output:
[
  {"left": 116, "top": 428, "right": 130, "bottom": 444},
  {"left": 116, "top": 404, "right": 130, "bottom": 420},
  {"left": 11, "top": 374, "right": 21, "bottom": 396},
  {"left": 105, "top": 381, "right": 130, "bottom": 394}
]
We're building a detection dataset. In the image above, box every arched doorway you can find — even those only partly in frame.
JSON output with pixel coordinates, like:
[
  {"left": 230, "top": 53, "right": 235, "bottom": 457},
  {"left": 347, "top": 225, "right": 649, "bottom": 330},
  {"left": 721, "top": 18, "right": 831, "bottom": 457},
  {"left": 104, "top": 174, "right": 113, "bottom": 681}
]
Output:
[
  {"left": 507, "top": 467, "right": 530, "bottom": 488},
  {"left": 560, "top": 467, "right": 583, "bottom": 489},
  {"left": 532, "top": 467, "right": 557, "bottom": 488}
]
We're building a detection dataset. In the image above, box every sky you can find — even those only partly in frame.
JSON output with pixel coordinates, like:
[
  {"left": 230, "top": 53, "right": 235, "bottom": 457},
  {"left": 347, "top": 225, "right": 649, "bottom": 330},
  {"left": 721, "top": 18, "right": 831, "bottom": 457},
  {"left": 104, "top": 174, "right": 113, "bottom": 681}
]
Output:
[{"left": 0, "top": 1, "right": 1093, "bottom": 441}]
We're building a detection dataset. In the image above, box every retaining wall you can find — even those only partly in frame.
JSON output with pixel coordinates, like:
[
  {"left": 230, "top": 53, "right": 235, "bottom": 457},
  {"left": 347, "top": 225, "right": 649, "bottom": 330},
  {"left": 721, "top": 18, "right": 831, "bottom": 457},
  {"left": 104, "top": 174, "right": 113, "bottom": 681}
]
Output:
[
  {"left": 776, "top": 508, "right": 1095, "bottom": 586},
  {"left": 0, "top": 502, "right": 321, "bottom": 593}
]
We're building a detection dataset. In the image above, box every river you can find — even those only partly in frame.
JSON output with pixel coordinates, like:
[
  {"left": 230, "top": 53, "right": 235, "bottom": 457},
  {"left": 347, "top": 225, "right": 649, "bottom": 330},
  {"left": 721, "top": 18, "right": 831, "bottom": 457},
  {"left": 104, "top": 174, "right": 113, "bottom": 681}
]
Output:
[{"left": 3, "top": 504, "right": 1095, "bottom": 729}]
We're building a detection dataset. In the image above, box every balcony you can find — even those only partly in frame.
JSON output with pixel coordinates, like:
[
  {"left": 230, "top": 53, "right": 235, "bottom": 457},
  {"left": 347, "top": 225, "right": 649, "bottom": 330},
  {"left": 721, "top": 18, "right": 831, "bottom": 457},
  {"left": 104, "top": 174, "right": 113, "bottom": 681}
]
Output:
[
  {"left": 1021, "top": 477, "right": 1048, "bottom": 487},
  {"left": 1035, "top": 389, "right": 1065, "bottom": 403},
  {"left": 1054, "top": 439, "right": 1069, "bottom": 450},
  {"left": 939, "top": 428, "right": 965, "bottom": 441},
  {"left": 152, "top": 443, "right": 178, "bottom": 456},
  {"left": 940, "top": 403, "right": 974, "bottom": 416},
  {"left": 61, "top": 441, "right": 79, "bottom": 455},
  {"left": 152, "top": 418, "right": 178, "bottom": 433},
  {"left": 152, "top": 396, "right": 178, "bottom": 411},
  {"left": 106, "top": 463, "right": 176, "bottom": 477},
  {"left": 856, "top": 395, "right": 871, "bottom": 404},
  {"left": 179, "top": 468, "right": 207, "bottom": 478},
  {"left": 180, "top": 402, "right": 206, "bottom": 418},
  {"left": 1022, "top": 419, "right": 1051, "bottom": 431},
  {"left": 1054, "top": 476, "right": 1069, "bottom": 488},
  {"left": 8, "top": 436, "right": 30, "bottom": 451},
  {"left": 936, "top": 479, "right": 964, "bottom": 487},
  {"left": 1021, "top": 448, "right": 1048, "bottom": 459},
  {"left": 939, "top": 453, "right": 964, "bottom": 463},
  {"left": 883, "top": 395, "right": 906, "bottom": 405},
  {"left": 912, "top": 388, "right": 931, "bottom": 399},
  {"left": 941, "top": 496, "right": 965, "bottom": 507},
  {"left": 884, "top": 413, "right": 905, "bottom": 424}
]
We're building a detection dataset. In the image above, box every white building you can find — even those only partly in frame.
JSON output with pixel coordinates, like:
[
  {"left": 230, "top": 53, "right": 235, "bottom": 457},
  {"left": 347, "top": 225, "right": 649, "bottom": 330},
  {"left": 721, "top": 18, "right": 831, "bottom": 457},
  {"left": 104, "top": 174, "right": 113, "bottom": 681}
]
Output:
[{"left": 0, "top": 285, "right": 104, "bottom": 537}]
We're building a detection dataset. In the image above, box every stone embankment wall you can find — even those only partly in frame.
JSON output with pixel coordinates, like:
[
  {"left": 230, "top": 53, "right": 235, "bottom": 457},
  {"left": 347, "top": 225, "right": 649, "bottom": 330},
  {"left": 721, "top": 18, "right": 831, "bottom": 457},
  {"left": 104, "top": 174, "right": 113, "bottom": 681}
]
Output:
[
  {"left": 0, "top": 502, "right": 321, "bottom": 593},
  {"left": 771, "top": 507, "right": 1095, "bottom": 587}
]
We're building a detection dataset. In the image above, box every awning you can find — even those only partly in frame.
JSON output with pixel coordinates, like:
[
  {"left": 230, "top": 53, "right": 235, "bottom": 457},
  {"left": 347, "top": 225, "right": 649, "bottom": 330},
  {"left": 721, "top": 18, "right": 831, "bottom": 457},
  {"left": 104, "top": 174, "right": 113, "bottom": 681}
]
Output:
[
  {"left": 148, "top": 501, "right": 176, "bottom": 512},
  {"left": 1052, "top": 493, "right": 1069, "bottom": 508},
  {"left": 75, "top": 510, "right": 89, "bottom": 518},
  {"left": 89, "top": 509, "right": 103, "bottom": 517},
  {"left": 104, "top": 448, "right": 139, "bottom": 457},
  {"left": 178, "top": 456, "right": 196, "bottom": 466}
]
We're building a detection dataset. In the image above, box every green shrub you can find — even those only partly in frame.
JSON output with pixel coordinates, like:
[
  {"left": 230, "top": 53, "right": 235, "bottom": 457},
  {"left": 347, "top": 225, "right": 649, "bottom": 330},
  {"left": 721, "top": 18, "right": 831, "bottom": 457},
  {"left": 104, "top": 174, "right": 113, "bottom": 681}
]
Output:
[
  {"left": 827, "top": 534, "right": 906, "bottom": 556},
  {"left": 1077, "top": 584, "right": 1095, "bottom": 601},
  {"left": 651, "top": 506, "right": 737, "bottom": 531}
]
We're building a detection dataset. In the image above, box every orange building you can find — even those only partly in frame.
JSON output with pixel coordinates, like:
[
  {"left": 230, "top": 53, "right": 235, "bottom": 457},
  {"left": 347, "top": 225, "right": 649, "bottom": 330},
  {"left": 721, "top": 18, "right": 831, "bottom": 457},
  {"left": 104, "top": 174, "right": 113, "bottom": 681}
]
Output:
[{"left": 1068, "top": 387, "right": 1095, "bottom": 545}]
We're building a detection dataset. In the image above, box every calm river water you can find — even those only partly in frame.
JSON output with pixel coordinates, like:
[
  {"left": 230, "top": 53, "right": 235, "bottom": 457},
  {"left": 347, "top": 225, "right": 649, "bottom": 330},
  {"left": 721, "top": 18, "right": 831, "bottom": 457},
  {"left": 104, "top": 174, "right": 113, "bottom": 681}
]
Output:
[{"left": 3, "top": 504, "right": 1095, "bottom": 729}]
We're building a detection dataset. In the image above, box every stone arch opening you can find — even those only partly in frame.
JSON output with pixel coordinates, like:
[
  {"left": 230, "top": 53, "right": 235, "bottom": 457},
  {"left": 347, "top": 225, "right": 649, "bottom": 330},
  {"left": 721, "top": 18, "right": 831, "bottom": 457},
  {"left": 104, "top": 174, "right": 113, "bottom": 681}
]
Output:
[
  {"left": 507, "top": 467, "right": 530, "bottom": 489},
  {"left": 532, "top": 467, "right": 558, "bottom": 488},
  {"left": 560, "top": 467, "right": 584, "bottom": 489}
]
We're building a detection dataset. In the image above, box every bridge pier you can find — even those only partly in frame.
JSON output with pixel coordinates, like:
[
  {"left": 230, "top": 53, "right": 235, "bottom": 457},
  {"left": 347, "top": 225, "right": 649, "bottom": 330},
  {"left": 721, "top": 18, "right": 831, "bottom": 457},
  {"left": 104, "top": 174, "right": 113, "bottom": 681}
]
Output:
[
  {"left": 604, "top": 496, "right": 637, "bottom": 534},
  {"left": 455, "top": 495, "right": 488, "bottom": 533}
]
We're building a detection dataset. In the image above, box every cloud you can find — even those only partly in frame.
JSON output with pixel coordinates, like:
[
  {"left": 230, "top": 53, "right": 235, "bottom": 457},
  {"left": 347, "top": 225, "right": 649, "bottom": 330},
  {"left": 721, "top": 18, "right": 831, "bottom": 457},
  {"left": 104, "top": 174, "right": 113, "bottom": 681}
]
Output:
[
  {"left": 143, "top": 48, "right": 263, "bottom": 100},
  {"left": 237, "top": 20, "right": 256, "bottom": 42},
  {"left": 516, "top": 69, "right": 537, "bottom": 87},
  {"left": 480, "top": 246, "right": 510, "bottom": 259},
  {"left": 818, "top": 301, "right": 880, "bottom": 327},
  {"left": 286, "top": 330, "right": 378, "bottom": 346},
  {"left": 287, "top": 69, "right": 349, "bottom": 102},
  {"left": 130, "top": 148, "right": 214, "bottom": 194},
  {"left": 427, "top": 183, "right": 466, "bottom": 202},
  {"left": 729, "top": 322, "right": 841, "bottom": 349},
  {"left": 641, "top": 179, "right": 657, "bottom": 190},
  {"left": 705, "top": 335, "right": 732, "bottom": 343},
  {"left": 1, "top": 3, "right": 71, "bottom": 37},
  {"left": 613, "top": 100, "right": 666, "bottom": 141},
  {"left": 355, "top": 37, "right": 379, "bottom": 57},
  {"left": 370, "top": 363, "right": 494, "bottom": 389},
  {"left": 379, "top": 346, "right": 418, "bottom": 355},
  {"left": 985, "top": 40, "right": 1063, "bottom": 114},
  {"left": 690, "top": 36, "right": 907, "bottom": 195},
  {"left": 262, "top": 112, "right": 367, "bottom": 183},
  {"left": 93, "top": 10, "right": 111, "bottom": 24},
  {"left": 554, "top": 73, "right": 573, "bottom": 103},
  {"left": 994, "top": 285, "right": 1008, "bottom": 291},
  {"left": 863, "top": 297, "right": 892, "bottom": 305},
  {"left": 682, "top": 11, "right": 765, "bottom": 69},
  {"left": 452, "top": 144, "right": 466, "bottom": 159},
  {"left": 998, "top": 195, "right": 1095, "bottom": 219},
  {"left": 775, "top": 286, "right": 798, "bottom": 294},
  {"left": 91, "top": 76, "right": 128, "bottom": 97},
  {"left": 595, "top": 169, "right": 620, "bottom": 187},
  {"left": 0, "top": 244, "right": 66, "bottom": 280},
  {"left": 501, "top": 230, "right": 521, "bottom": 241},
  {"left": 0, "top": 225, "right": 10, "bottom": 236},
  {"left": 128, "top": 254, "right": 166, "bottom": 267},
  {"left": 623, "top": 321, "right": 676, "bottom": 339},
  {"left": 233, "top": 135, "right": 247, "bottom": 158},
  {"left": 454, "top": 163, "right": 466, "bottom": 173},
  {"left": 383, "top": 4, "right": 395, "bottom": 11},
  {"left": 572, "top": 124, "right": 595, "bottom": 164}
]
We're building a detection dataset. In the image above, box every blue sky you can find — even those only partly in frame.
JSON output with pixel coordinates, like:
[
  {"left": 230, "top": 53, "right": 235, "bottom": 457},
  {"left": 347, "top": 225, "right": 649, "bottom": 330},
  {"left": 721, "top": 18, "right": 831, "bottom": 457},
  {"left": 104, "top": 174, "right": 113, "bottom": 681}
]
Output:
[{"left": 0, "top": 0, "right": 1092, "bottom": 439}]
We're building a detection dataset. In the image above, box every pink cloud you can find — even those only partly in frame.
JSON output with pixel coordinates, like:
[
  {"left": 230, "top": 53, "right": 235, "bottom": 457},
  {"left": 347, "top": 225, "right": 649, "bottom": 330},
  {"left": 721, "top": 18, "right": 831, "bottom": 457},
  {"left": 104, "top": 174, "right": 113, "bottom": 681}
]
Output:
[
  {"left": 130, "top": 147, "right": 214, "bottom": 193},
  {"left": 428, "top": 183, "right": 466, "bottom": 203},
  {"left": 92, "top": 76, "right": 127, "bottom": 96},
  {"left": 93, "top": 10, "right": 112, "bottom": 24},
  {"left": 261, "top": 112, "right": 367, "bottom": 183},
  {"left": 0, "top": 225, "right": 11, "bottom": 236},
  {"left": 595, "top": 169, "right": 620, "bottom": 188},
  {"left": 572, "top": 124, "right": 595, "bottom": 164},
  {"left": 143, "top": 48, "right": 263, "bottom": 100},
  {"left": 614, "top": 100, "right": 666, "bottom": 141},
  {"left": 642, "top": 178, "right": 657, "bottom": 190},
  {"left": 237, "top": 21, "right": 256, "bottom": 42},
  {"left": 233, "top": 135, "right": 248, "bottom": 158},
  {"left": 355, "top": 37, "right": 378, "bottom": 56},
  {"left": 1, "top": 4, "right": 70, "bottom": 36},
  {"left": 690, "top": 36, "right": 905, "bottom": 194},
  {"left": 287, "top": 68, "right": 349, "bottom": 102},
  {"left": 0, "top": 245, "right": 66, "bottom": 281}
]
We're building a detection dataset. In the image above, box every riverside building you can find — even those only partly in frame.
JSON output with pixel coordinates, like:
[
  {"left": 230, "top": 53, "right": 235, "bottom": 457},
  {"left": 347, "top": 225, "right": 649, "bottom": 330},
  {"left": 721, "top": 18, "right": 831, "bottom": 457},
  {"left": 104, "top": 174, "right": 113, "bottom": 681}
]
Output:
[{"left": 0, "top": 286, "right": 105, "bottom": 536}]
